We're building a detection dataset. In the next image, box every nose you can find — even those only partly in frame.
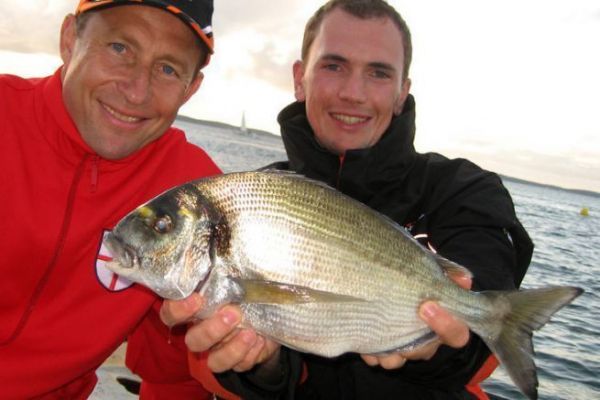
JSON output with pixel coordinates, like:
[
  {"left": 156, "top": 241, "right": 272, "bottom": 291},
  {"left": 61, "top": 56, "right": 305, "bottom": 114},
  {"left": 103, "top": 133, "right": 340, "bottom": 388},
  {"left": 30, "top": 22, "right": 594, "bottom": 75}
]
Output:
[
  {"left": 117, "top": 64, "right": 152, "bottom": 105},
  {"left": 338, "top": 72, "right": 367, "bottom": 104}
]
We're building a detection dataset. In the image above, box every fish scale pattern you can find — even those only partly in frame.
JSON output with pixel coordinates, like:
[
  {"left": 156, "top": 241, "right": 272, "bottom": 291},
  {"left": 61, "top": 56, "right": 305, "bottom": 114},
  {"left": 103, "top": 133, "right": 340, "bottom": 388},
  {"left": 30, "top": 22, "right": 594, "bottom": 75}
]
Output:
[{"left": 193, "top": 172, "right": 469, "bottom": 356}]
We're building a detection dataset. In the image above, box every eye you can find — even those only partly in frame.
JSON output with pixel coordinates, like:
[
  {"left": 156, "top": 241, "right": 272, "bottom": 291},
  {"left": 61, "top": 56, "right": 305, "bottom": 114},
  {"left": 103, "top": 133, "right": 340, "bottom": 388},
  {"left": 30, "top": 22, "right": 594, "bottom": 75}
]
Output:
[
  {"left": 323, "top": 63, "right": 341, "bottom": 72},
  {"left": 161, "top": 64, "right": 176, "bottom": 76},
  {"left": 371, "top": 69, "right": 392, "bottom": 79},
  {"left": 110, "top": 42, "right": 126, "bottom": 54},
  {"left": 153, "top": 215, "right": 173, "bottom": 234}
]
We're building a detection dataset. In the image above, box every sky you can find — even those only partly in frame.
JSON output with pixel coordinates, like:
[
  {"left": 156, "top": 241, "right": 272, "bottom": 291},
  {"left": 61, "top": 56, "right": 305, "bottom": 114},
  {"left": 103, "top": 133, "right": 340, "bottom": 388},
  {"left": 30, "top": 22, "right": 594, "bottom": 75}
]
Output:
[{"left": 1, "top": 0, "right": 599, "bottom": 192}]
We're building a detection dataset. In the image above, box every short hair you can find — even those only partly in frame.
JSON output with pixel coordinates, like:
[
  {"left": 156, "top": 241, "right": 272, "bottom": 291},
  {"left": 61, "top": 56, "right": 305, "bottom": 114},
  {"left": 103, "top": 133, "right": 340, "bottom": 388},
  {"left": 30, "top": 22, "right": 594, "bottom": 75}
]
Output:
[{"left": 301, "top": 0, "right": 412, "bottom": 81}]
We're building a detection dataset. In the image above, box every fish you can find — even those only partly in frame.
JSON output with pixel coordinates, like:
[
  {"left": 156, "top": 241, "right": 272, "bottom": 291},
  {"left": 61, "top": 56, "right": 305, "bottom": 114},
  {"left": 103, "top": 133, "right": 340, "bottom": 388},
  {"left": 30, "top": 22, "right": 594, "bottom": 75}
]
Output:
[{"left": 104, "top": 170, "right": 582, "bottom": 400}]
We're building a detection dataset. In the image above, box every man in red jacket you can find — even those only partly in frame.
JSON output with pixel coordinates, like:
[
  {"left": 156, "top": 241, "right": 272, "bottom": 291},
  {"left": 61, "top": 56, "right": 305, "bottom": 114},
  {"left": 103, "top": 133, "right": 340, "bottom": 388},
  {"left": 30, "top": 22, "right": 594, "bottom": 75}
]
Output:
[{"left": 0, "top": 1, "right": 220, "bottom": 398}]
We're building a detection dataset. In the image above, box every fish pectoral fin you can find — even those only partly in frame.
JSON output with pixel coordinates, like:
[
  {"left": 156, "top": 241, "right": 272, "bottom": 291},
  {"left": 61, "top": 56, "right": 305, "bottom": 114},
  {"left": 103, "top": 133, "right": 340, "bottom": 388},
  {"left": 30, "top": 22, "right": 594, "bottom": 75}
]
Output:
[
  {"left": 237, "top": 279, "right": 365, "bottom": 304},
  {"left": 434, "top": 254, "right": 473, "bottom": 281}
]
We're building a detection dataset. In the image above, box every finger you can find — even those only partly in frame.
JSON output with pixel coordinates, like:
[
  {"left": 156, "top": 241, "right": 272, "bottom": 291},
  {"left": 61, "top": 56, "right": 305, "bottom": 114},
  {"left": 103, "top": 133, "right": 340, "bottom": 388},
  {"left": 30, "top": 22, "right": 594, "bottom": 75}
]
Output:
[
  {"left": 208, "top": 329, "right": 258, "bottom": 373},
  {"left": 378, "top": 353, "right": 407, "bottom": 370},
  {"left": 451, "top": 274, "right": 473, "bottom": 290},
  {"left": 258, "top": 339, "right": 282, "bottom": 366},
  {"left": 232, "top": 335, "right": 266, "bottom": 372},
  {"left": 419, "top": 301, "right": 469, "bottom": 348},
  {"left": 361, "top": 353, "right": 408, "bottom": 369},
  {"left": 184, "top": 306, "right": 241, "bottom": 352},
  {"left": 360, "top": 354, "right": 380, "bottom": 366},
  {"left": 159, "top": 293, "right": 204, "bottom": 327}
]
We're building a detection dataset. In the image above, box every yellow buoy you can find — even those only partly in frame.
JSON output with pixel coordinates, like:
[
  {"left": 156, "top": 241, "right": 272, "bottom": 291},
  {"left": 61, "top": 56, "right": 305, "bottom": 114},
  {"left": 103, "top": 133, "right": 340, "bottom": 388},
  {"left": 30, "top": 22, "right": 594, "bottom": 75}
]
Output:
[{"left": 580, "top": 207, "right": 589, "bottom": 216}]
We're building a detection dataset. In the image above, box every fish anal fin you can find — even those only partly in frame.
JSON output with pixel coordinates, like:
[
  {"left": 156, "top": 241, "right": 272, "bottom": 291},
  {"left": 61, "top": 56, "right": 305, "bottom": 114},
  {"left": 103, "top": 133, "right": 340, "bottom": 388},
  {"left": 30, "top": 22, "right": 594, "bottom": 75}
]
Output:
[
  {"left": 237, "top": 279, "right": 365, "bottom": 304},
  {"left": 368, "top": 330, "right": 438, "bottom": 356}
]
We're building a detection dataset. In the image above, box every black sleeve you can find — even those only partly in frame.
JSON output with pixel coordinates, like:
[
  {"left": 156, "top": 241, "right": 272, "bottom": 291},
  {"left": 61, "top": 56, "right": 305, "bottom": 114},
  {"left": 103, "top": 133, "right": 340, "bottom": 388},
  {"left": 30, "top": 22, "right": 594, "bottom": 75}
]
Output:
[
  {"left": 214, "top": 347, "right": 304, "bottom": 400},
  {"left": 428, "top": 169, "right": 533, "bottom": 291}
]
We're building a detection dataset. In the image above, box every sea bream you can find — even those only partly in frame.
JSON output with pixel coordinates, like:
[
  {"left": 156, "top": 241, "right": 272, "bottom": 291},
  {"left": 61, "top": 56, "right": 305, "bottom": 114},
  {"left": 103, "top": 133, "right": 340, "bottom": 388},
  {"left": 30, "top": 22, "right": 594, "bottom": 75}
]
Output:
[{"left": 104, "top": 170, "right": 582, "bottom": 400}]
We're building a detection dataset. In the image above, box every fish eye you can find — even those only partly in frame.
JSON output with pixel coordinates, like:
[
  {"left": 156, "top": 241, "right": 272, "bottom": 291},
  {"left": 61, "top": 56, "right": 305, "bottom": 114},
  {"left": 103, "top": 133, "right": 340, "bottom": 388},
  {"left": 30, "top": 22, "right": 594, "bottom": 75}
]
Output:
[{"left": 153, "top": 215, "right": 173, "bottom": 234}]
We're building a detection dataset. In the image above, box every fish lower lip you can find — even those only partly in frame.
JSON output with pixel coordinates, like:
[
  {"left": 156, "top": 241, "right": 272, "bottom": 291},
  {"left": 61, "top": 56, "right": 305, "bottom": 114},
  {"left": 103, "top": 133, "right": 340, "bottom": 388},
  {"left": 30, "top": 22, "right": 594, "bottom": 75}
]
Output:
[
  {"left": 121, "top": 245, "right": 138, "bottom": 269},
  {"left": 104, "top": 234, "right": 137, "bottom": 269}
]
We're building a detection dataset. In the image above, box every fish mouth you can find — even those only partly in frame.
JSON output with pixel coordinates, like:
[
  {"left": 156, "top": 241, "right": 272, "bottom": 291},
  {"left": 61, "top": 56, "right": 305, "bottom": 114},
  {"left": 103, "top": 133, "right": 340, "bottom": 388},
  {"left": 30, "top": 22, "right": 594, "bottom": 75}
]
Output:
[{"left": 103, "top": 232, "right": 138, "bottom": 270}]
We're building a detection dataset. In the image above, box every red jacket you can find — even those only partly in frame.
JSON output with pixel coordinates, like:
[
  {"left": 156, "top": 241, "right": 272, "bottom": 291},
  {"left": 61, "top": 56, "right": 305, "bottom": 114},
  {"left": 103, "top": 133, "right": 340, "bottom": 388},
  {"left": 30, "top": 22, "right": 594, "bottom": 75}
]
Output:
[{"left": 0, "top": 69, "right": 220, "bottom": 399}]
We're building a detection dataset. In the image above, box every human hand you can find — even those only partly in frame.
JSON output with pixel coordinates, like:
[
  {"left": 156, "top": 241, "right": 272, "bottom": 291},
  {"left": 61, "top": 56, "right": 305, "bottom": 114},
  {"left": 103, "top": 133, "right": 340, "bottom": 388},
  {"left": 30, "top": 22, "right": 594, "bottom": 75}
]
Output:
[
  {"left": 361, "top": 273, "right": 472, "bottom": 369},
  {"left": 160, "top": 294, "right": 281, "bottom": 373}
]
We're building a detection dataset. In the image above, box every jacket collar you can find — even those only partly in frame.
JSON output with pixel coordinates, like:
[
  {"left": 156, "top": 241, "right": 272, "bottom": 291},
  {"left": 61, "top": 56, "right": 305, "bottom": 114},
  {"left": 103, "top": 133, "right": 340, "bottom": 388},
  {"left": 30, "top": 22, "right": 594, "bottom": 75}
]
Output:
[{"left": 277, "top": 95, "right": 418, "bottom": 203}]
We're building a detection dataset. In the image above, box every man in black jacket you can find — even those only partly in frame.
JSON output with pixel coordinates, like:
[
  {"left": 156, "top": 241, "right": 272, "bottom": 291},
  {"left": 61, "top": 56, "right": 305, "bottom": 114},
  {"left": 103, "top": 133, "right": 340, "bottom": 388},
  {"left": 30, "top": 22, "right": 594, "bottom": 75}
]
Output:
[{"left": 161, "top": 1, "right": 533, "bottom": 398}]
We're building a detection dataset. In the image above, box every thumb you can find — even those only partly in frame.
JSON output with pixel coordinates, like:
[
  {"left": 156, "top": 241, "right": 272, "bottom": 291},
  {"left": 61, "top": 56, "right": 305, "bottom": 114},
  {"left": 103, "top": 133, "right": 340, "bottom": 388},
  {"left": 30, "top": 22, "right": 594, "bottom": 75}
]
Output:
[
  {"left": 419, "top": 301, "right": 470, "bottom": 348},
  {"left": 159, "top": 293, "right": 204, "bottom": 327}
]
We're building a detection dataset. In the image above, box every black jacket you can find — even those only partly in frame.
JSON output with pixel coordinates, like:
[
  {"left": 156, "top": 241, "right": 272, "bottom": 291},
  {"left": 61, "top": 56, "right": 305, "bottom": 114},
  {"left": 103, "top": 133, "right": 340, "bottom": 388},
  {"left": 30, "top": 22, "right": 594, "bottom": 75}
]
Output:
[{"left": 217, "top": 96, "right": 533, "bottom": 400}]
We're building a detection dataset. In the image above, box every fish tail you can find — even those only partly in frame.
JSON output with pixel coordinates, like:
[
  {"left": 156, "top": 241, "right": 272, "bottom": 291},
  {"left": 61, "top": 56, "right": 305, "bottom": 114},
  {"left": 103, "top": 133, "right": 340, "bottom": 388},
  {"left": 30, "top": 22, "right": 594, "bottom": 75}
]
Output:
[{"left": 478, "top": 286, "right": 583, "bottom": 400}]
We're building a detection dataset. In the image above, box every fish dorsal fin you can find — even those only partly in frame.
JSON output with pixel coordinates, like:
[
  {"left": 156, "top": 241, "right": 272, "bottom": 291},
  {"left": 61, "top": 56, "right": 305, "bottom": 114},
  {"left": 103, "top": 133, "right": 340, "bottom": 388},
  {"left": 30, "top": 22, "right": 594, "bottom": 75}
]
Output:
[
  {"left": 255, "top": 165, "right": 293, "bottom": 173},
  {"left": 237, "top": 279, "right": 365, "bottom": 304},
  {"left": 434, "top": 254, "right": 473, "bottom": 281},
  {"left": 248, "top": 169, "right": 337, "bottom": 193}
]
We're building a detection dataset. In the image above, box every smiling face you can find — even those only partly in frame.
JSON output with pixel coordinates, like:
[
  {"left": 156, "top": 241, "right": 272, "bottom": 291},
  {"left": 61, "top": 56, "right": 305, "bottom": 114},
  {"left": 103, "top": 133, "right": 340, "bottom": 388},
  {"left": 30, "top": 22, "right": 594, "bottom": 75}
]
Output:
[
  {"left": 60, "top": 6, "right": 204, "bottom": 160},
  {"left": 294, "top": 8, "right": 411, "bottom": 155}
]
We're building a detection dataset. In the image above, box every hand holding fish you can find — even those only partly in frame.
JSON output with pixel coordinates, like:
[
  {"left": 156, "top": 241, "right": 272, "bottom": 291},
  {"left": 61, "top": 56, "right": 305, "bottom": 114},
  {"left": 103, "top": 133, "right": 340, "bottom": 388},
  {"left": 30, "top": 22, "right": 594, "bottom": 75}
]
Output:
[
  {"left": 160, "top": 294, "right": 281, "bottom": 374},
  {"left": 361, "top": 274, "right": 472, "bottom": 369}
]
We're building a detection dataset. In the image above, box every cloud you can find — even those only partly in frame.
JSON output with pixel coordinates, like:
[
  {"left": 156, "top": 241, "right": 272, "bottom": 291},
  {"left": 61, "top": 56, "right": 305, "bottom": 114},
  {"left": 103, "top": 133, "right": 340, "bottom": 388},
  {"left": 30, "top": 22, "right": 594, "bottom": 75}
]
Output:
[
  {"left": 245, "top": 42, "right": 296, "bottom": 93},
  {"left": 0, "top": 1, "right": 72, "bottom": 54},
  {"left": 210, "top": 0, "right": 313, "bottom": 93},
  {"left": 213, "top": 0, "right": 328, "bottom": 37}
]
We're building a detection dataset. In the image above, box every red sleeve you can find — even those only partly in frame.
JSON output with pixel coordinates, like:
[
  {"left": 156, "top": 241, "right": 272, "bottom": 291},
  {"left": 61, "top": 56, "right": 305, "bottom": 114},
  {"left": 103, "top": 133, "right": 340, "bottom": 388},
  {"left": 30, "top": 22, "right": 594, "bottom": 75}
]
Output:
[
  {"left": 188, "top": 351, "right": 241, "bottom": 400},
  {"left": 126, "top": 300, "right": 212, "bottom": 400}
]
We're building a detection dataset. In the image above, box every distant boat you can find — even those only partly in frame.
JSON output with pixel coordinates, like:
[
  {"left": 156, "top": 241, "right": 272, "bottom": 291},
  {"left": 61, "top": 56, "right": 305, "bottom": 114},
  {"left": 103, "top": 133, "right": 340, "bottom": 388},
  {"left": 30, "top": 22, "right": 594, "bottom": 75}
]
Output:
[{"left": 240, "top": 111, "right": 248, "bottom": 134}]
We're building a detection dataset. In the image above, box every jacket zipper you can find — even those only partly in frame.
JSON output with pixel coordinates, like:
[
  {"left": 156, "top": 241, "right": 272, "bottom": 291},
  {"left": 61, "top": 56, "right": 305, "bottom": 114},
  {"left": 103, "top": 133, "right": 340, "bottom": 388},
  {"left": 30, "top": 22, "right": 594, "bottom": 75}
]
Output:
[
  {"left": 336, "top": 154, "right": 346, "bottom": 189},
  {"left": 90, "top": 155, "right": 99, "bottom": 193},
  {"left": 0, "top": 155, "right": 88, "bottom": 345}
]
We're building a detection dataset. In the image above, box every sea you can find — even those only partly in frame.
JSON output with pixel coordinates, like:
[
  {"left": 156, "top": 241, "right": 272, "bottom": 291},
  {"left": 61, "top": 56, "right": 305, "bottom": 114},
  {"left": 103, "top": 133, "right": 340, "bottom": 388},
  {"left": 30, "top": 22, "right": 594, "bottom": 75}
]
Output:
[{"left": 94, "top": 118, "right": 600, "bottom": 399}]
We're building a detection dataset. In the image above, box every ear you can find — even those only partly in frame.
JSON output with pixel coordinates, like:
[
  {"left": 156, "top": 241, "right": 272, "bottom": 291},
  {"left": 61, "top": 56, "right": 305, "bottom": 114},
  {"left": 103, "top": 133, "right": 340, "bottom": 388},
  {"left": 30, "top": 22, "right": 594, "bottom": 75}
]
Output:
[
  {"left": 292, "top": 60, "right": 306, "bottom": 102},
  {"left": 182, "top": 71, "right": 204, "bottom": 104},
  {"left": 60, "top": 14, "right": 77, "bottom": 66},
  {"left": 393, "top": 78, "right": 412, "bottom": 116}
]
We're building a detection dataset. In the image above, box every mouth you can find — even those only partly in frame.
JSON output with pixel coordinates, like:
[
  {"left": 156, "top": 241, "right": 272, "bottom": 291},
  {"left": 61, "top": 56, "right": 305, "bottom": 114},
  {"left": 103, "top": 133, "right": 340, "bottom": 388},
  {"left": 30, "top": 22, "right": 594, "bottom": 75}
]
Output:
[
  {"left": 103, "top": 233, "right": 138, "bottom": 271},
  {"left": 101, "top": 103, "right": 145, "bottom": 124},
  {"left": 331, "top": 113, "right": 370, "bottom": 125}
]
